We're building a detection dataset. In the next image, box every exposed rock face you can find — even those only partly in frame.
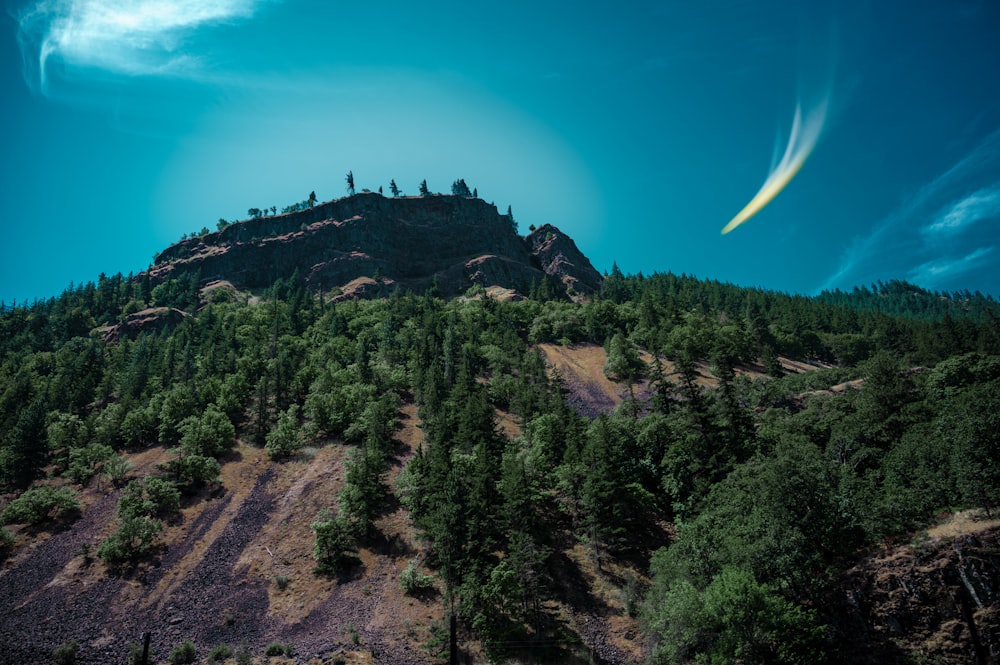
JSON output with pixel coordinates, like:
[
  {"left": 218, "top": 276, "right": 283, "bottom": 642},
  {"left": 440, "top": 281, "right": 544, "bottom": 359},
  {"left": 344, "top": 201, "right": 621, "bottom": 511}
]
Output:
[
  {"left": 146, "top": 193, "right": 602, "bottom": 299},
  {"left": 102, "top": 307, "right": 189, "bottom": 343},
  {"left": 832, "top": 522, "right": 1000, "bottom": 664},
  {"left": 525, "top": 223, "right": 603, "bottom": 295}
]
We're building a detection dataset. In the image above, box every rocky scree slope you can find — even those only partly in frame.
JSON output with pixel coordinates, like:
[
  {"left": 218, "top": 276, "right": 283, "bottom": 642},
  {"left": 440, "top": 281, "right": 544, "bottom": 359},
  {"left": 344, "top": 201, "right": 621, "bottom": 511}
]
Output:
[{"left": 147, "top": 193, "right": 601, "bottom": 298}]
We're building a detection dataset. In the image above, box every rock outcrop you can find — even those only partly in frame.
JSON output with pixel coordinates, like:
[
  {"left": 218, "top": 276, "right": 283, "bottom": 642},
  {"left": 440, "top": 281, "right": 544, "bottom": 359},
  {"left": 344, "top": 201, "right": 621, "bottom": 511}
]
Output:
[
  {"left": 145, "top": 193, "right": 602, "bottom": 299},
  {"left": 832, "top": 518, "right": 1000, "bottom": 664},
  {"left": 101, "top": 307, "right": 189, "bottom": 343}
]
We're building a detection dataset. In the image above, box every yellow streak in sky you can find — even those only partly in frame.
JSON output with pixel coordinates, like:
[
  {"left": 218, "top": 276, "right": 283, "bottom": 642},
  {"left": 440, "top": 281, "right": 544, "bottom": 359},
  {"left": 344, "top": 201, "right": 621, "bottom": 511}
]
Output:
[{"left": 721, "top": 97, "right": 828, "bottom": 234}]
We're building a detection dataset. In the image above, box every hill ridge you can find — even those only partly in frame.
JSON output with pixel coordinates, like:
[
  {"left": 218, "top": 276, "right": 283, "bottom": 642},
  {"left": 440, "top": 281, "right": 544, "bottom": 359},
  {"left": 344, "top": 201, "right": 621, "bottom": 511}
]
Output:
[{"left": 147, "top": 192, "right": 602, "bottom": 299}]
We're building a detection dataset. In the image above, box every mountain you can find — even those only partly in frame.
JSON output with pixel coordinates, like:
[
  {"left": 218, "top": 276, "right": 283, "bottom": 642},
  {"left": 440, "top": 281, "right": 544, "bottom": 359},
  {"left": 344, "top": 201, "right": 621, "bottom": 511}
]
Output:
[
  {"left": 147, "top": 193, "right": 602, "bottom": 299},
  {"left": 1, "top": 210, "right": 1000, "bottom": 664}
]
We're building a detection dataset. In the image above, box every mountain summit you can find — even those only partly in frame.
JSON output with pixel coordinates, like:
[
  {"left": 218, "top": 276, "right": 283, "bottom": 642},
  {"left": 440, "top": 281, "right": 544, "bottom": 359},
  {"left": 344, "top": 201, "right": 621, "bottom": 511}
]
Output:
[{"left": 147, "top": 193, "right": 601, "bottom": 299}]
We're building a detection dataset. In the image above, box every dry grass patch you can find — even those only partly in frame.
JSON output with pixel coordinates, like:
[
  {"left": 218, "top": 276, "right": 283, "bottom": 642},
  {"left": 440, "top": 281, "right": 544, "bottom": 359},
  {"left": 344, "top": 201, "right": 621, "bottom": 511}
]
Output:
[{"left": 237, "top": 443, "right": 351, "bottom": 622}]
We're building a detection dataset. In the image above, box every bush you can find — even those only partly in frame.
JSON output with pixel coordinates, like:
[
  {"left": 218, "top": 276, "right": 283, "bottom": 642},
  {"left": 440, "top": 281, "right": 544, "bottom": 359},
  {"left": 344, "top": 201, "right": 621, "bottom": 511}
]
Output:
[
  {"left": 178, "top": 406, "right": 235, "bottom": 458},
  {"left": 127, "top": 641, "right": 145, "bottom": 665},
  {"left": 274, "top": 574, "right": 289, "bottom": 590},
  {"left": 143, "top": 476, "right": 181, "bottom": 514},
  {"left": 400, "top": 559, "right": 436, "bottom": 595},
  {"left": 264, "top": 642, "right": 293, "bottom": 657},
  {"left": 311, "top": 511, "right": 357, "bottom": 574},
  {"left": 0, "top": 485, "right": 80, "bottom": 525},
  {"left": 101, "top": 454, "right": 133, "bottom": 487},
  {"left": 162, "top": 453, "right": 221, "bottom": 488},
  {"left": 0, "top": 527, "right": 14, "bottom": 549},
  {"left": 169, "top": 639, "right": 196, "bottom": 665},
  {"left": 235, "top": 641, "right": 252, "bottom": 665},
  {"left": 64, "top": 443, "right": 114, "bottom": 484},
  {"left": 97, "top": 515, "right": 163, "bottom": 566},
  {"left": 265, "top": 404, "right": 303, "bottom": 460},
  {"left": 118, "top": 477, "right": 181, "bottom": 520},
  {"left": 207, "top": 643, "right": 232, "bottom": 663},
  {"left": 52, "top": 639, "right": 78, "bottom": 665}
]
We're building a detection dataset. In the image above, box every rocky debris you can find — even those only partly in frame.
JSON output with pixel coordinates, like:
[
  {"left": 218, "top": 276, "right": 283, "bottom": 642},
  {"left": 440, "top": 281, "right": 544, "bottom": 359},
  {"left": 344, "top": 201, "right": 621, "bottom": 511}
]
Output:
[
  {"left": 832, "top": 524, "right": 1000, "bottom": 664},
  {"left": 143, "top": 193, "right": 602, "bottom": 300},
  {"left": 525, "top": 223, "right": 603, "bottom": 295},
  {"left": 101, "top": 307, "right": 189, "bottom": 343}
]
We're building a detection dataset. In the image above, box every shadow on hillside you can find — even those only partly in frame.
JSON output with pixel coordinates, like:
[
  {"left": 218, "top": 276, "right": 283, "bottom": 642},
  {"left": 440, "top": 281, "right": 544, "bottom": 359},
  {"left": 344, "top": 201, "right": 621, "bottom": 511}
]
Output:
[{"left": 547, "top": 546, "right": 615, "bottom": 619}]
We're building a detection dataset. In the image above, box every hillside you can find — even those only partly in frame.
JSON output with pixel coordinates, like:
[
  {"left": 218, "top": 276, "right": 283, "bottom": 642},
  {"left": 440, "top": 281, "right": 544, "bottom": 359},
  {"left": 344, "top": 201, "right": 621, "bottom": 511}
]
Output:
[
  {"left": 2, "top": 228, "right": 1000, "bottom": 664},
  {"left": 146, "top": 193, "right": 601, "bottom": 300}
]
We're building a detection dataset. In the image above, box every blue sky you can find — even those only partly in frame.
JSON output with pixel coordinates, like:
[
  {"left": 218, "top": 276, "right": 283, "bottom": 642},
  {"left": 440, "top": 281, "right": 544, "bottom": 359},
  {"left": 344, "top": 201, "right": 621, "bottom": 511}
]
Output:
[{"left": 2, "top": 0, "right": 999, "bottom": 305}]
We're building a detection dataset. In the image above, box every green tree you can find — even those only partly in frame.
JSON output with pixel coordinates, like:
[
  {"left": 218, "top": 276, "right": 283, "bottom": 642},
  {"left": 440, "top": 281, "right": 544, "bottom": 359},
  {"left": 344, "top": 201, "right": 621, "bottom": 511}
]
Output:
[
  {"left": 311, "top": 510, "right": 358, "bottom": 573},
  {"left": 389, "top": 179, "right": 400, "bottom": 197},
  {"left": 419, "top": 179, "right": 429, "bottom": 196},
  {"left": 346, "top": 171, "right": 355, "bottom": 195},
  {"left": 265, "top": 404, "right": 303, "bottom": 460},
  {"left": 178, "top": 406, "right": 235, "bottom": 458}
]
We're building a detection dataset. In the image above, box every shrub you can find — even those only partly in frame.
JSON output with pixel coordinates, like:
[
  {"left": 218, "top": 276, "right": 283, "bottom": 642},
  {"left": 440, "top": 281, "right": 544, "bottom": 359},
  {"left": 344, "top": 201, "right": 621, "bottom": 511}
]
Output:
[
  {"left": 207, "top": 643, "right": 232, "bottom": 663},
  {"left": 264, "top": 642, "right": 293, "bottom": 657},
  {"left": 235, "top": 641, "right": 252, "bottom": 665},
  {"left": 127, "top": 641, "right": 145, "bottom": 665},
  {"left": 400, "top": 559, "right": 435, "bottom": 595},
  {"left": 169, "top": 639, "right": 196, "bottom": 665},
  {"left": 178, "top": 406, "right": 235, "bottom": 458},
  {"left": 52, "top": 639, "right": 78, "bottom": 665},
  {"left": 311, "top": 511, "right": 357, "bottom": 574},
  {"left": 118, "top": 477, "right": 181, "bottom": 520},
  {"left": 265, "top": 404, "right": 303, "bottom": 460},
  {"left": 162, "top": 453, "right": 221, "bottom": 488},
  {"left": 64, "top": 443, "right": 114, "bottom": 484},
  {"left": 0, "top": 527, "right": 14, "bottom": 549},
  {"left": 101, "top": 454, "right": 133, "bottom": 487},
  {"left": 97, "top": 515, "right": 163, "bottom": 566},
  {"left": 274, "top": 574, "right": 289, "bottom": 590},
  {"left": 0, "top": 485, "right": 80, "bottom": 525}
]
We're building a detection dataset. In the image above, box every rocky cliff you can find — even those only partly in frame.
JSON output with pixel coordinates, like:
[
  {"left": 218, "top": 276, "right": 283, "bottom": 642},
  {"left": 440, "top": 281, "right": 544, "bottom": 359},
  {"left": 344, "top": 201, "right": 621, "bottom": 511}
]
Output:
[
  {"left": 146, "top": 193, "right": 602, "bottom": 299},
  {"left": 832, "top": 515, "right": 1000, "bottom": 664}
]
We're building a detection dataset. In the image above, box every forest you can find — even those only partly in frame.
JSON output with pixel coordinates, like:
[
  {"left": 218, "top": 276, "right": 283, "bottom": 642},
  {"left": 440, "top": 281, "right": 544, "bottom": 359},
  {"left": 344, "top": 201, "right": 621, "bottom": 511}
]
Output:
[{"left": 2, "top": 266, "right": 1000, "bottom": 664}]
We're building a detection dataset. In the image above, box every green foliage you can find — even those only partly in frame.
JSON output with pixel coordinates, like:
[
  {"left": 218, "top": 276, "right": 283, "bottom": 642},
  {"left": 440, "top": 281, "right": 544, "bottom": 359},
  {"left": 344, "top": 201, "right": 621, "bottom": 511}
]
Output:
[
  {"left": 264, "top": 642, "right": 293, "bottom": 657},
  {"left": 603, "top": 332, "right": 643, "bottom": 381},
  {"left": 168, "top": 638, "right": 197, "bottom": 665},
  {"left": 207, "top": 643, "right": 232, "bottom": 663},
  {"left": 118, "top": 477, "right": 181, "bottom": 520},
  {"left": 165, "top": 453, "right": 221, "bottom": 488},
  {"left": 645, "top": 566, "right": 826, "bottom": 665},
  {"left": 265, "top": 404, "right": 302, "bottom": 459},
  {"left": 64, "top": 443, "right": 114, "bottom": 484},
  {"left": 0, "top": 526, "right": 14, "bottom": 549},
  {"left": 1, "top": 485, "right": 80, "bottom": 525},
  {"left": 400, "top": 559, "right": 436, "bottom": 594},
  {"left": 127, "top": 641, "right": 145, "bottom": 665},
  {"left": 5, "top": 251, "right": 1000, "bottom": 663},
  {"left": 311, "top": 510, "right": 358, "bottom": 573},
  {"left": 178, "top": 405, "right": 235, "bottom": 458},
  {"left": 97, "top": 514, "right": 163, "bottom": 566},
  {"left": 235, "top": 642, "right": 252, "bottom": 665},
  {"left": 101, "top": 454, "right": 133, "bottom": 487},
  {"left": 338, "top": 444, "right": 387, "bottom": 539},
  {"left": 52, "top": 639, "right": 78, "bottom": 665}
]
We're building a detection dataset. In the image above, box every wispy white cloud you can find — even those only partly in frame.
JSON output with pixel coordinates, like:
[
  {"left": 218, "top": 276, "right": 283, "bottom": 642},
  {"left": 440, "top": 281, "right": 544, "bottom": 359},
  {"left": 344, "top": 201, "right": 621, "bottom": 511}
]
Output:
[
  {"left": 818, "top": 128, "right": 1000, "bottom": 292},
  {"left": 908, "top": 247, "right": 994, "bottom": 285},
  {"left": 16, "top": 0, "right": 268, "bottom": 93},
  {"left": 924, "top": 187, "right": 1000, "bottom": 235}
]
